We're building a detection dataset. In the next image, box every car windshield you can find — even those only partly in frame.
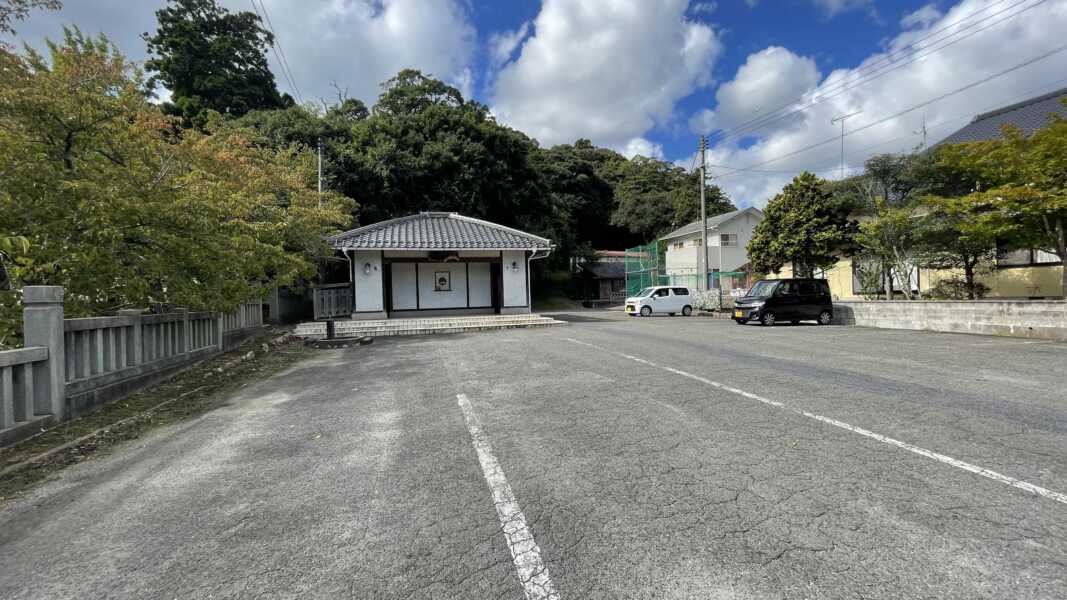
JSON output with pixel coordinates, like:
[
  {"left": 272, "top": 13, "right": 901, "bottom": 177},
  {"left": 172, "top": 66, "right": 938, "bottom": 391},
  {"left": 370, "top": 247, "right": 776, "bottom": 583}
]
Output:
[
  {"left": 635, "top": 287, "right": 656, "bottom": 297},
  {"left": 747, "top": 281, "right": 779, "bottom": 298}
]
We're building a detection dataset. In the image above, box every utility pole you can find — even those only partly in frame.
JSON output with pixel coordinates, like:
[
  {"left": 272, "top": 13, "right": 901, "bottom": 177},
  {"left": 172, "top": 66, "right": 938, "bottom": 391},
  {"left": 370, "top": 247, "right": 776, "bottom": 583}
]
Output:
[
  {"left": 913, "top": 114, "right": 928, "bottom": 149},
  {"left": 699, "top": 135, "right": 709, "bottom": 291},
  {"left": 830, "top": 111, "right": 861, "bottom": 180},
  {"left": 317, "top": 138, "right": 324, "bottom": 206}
]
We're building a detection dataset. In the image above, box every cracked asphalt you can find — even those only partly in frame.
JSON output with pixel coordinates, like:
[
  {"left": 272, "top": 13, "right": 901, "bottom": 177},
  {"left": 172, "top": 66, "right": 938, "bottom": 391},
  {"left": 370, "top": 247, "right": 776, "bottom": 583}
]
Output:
[{"left": 2, "top": 311, "right": 1066, "bottom": 599}]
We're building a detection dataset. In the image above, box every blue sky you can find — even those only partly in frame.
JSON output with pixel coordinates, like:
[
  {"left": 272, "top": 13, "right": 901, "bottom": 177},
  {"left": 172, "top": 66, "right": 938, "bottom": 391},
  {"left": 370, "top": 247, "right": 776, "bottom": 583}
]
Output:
[{"left": 8, "top": 0, "right": 1067, "bottom": 206}]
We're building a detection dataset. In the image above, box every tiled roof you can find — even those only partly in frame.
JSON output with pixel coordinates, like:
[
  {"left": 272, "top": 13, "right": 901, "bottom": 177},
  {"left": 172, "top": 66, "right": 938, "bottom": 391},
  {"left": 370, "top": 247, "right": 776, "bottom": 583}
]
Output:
[
  {"left": 659, "top": 207, "right": 763, "bottom": 241},
  {"left": 329, "top": 212, "right": 552, "bottom": 250},
  {"left": 936, "top": 87, "right": 1067, "bottom": 146},
  {"left": 579, "top": 261, "right": 625, "bottom": 279}
]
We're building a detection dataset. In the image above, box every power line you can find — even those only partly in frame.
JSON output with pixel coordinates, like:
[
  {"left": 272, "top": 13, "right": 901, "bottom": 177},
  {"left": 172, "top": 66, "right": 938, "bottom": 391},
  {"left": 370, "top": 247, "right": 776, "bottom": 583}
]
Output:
[
  {"left": 712, "top": 42, "right": 1067, "bottom": 180},
  {"left": 249, "top": 0, "right": 303, "bottom": 104},
  {"left": 705, "top": 0, "right": 1048, "bottom": 148}
]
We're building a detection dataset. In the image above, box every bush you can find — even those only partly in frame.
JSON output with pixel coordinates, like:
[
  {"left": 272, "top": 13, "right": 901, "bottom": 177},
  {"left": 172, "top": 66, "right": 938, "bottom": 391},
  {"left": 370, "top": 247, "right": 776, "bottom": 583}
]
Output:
[{"left": 922, "top": 277, "right": 989, "bottom": 300}]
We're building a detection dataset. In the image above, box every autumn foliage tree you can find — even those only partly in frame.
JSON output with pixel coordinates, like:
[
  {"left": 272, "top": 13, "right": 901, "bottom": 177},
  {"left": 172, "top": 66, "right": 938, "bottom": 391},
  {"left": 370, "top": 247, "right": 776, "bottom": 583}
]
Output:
[{"left": 0, "top": 30, "right": 351, "bottom": 339}]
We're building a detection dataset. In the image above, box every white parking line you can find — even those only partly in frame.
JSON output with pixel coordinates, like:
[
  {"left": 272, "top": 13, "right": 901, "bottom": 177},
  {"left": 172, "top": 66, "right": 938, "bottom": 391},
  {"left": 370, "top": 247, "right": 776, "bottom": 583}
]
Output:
[
  {"left": 563, "top": 337, "right": 1067, "bottom": 506},
  {"left": 457, "top": 394, "right": 561, "bottom": 600}
]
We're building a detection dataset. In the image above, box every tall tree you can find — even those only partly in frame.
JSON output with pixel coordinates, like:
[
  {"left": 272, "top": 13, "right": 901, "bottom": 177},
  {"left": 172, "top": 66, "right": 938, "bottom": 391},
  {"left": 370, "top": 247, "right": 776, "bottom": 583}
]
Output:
[
  {"left": 0, "top": 30, "right": 350, "bottom": 337},
  {"left": 747, "top": 172, "right": 857, "bottom": 278},
  {"left": 608, "top": 157, "right": 734, "bottom": 243},
  {"left": 143, "top": 0, "right": 284, "bottom": 127},
  {"left": 913, "top": 198, "right": 997, "bottom": 299},
  {"left": 930, "top": 110, "right": 1067, "bottom": 297}
]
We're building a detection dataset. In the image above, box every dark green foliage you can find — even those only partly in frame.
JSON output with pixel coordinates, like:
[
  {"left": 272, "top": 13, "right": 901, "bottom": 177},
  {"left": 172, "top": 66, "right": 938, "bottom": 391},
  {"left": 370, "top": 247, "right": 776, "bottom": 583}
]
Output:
[
  {"left": 747, "top": 172, "right": 857, "bottom": 278},
  {"left": 143, "top": 0, "right": 283, "bottom": 126}
]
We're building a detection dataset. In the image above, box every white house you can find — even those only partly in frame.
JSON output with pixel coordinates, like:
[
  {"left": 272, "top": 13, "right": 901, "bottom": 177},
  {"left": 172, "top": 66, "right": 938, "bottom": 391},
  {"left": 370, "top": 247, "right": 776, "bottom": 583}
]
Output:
[
  {"left": 659, "top": 207, "right": 764, "bottom": 288},
  {"left": 323, "top": 212, "right": 553, "bottom": 319}
]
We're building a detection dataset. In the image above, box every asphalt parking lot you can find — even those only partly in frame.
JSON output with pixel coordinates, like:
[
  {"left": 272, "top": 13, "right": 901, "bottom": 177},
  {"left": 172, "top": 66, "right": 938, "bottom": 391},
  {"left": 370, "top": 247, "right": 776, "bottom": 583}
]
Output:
[{"left": 2, "top": 311, "right": 1066, "bottom": 599}]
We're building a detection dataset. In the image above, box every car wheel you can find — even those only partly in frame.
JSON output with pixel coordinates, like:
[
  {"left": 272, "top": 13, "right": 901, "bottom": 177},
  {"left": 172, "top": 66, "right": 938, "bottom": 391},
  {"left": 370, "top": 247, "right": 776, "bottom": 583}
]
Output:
[
  {"left": 761, "top": 311, "right": 776, "bottom": 327},
  {"left": 682, "top": 305, "right": 692, "bottom": 316},
  {"left": 668, "top": 312, "right": 676, "bottom": 316},
  {"left": 791, "top": 320, "right": 800, "bottom": 325},
  {"left": 640, "top": 305, "right": 652, "bottom": 317},
  {"left": 818, "top": 310, "right": 833, "bottom": 325}
]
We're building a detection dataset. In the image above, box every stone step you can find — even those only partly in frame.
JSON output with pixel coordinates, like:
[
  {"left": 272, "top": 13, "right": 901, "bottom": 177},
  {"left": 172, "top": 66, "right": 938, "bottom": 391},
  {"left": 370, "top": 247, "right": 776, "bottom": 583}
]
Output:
[
  {"left": 294, "top": 316, "right": 565, "bottom": 339},
  {"left": 295, "top": 315, "right": 551, "bottom": 333}
]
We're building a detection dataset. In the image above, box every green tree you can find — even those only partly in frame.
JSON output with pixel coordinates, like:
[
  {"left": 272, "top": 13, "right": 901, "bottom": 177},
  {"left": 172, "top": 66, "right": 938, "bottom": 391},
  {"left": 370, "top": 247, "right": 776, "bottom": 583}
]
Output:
[
  {"left": 911, "top": 199, "right": 996, "bottom": 300},
  {"left": 747, "top": 172, "right": 857, "bottom": 278},
  {"left": 143, "top": 0, "right": 285, "bottom": 127},
  {"left": 609, "top": 157, "right": 734, "bottom": 242},
  {"left": 0, "top": 30, "right": 351, "bottom": 332},
  {"left": 0, "top": 0, "right": 60, "bottom": 38},
  {"left": 929, "top": 109, "right": 1067, "bottom": 297}
]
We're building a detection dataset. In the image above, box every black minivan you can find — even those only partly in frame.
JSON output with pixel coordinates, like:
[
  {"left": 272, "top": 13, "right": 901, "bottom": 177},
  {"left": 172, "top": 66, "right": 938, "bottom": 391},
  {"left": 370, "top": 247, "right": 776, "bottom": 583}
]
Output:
[{"left": 733, "top": 279, "right": 833, "bottom": 326}]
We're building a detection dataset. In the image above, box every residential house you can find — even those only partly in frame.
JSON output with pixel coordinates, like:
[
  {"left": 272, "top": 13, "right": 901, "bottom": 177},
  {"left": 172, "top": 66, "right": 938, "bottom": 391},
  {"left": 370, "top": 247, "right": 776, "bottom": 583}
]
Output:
[
  {"left": 775, "top": 88, "right": 1067, "bottom": 300},
  {"left": 574, "top": 250, "right": 639, "bottom": 305},
  {"left": 660, "top": 207, "right": 764, "bottom": 290}
]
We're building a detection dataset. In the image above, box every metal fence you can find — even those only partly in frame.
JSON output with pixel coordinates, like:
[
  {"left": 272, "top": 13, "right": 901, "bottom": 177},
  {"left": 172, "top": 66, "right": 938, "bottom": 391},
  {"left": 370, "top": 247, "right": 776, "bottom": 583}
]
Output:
[{"left": 624, "top": 242, "right": 668, "bottom": 297}]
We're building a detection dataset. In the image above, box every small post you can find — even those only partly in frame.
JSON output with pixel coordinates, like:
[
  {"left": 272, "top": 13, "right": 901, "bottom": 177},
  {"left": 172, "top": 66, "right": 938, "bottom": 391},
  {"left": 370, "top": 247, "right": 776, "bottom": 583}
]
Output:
[
  {"left": 22, "top": 286, "right": 65, "bottom": 420},
  {"left": 173, "top": 308, "right": 191, "bottom": 354},
  {"left": 217, "top": 313, "right": 225, "bottom": 351},
  {"left": 118, "top": 309, "right": 144, "bottom": 367}
]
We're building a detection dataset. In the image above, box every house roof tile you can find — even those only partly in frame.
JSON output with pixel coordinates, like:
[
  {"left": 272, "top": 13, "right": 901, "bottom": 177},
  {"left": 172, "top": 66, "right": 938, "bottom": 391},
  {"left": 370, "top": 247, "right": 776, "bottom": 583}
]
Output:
[
  {"left": 329, "top": 212, "right": 552, "bottom": 251},
  {"left": 936, "top": 87, "right": 1067, "bottom": 146}
]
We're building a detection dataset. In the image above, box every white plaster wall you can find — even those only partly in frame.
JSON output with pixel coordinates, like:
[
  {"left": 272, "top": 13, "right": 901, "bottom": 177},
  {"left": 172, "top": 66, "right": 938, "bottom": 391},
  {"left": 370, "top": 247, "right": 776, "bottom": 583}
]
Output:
[
  {"left": 502, "top": 250, "right": 527, "bottom": 307},
  {"left": 390, "top": 263, "right": 418, "bottom": 310},
  {"left": 353, "top": 250, "right": 383, "bottom": 313},
  {"left": 468, "top": 263, "right": 492, "bottom": 307},
  {"left": 664, "top": 211, "right": 763, "bottom": 276},
  {"left": 417, "top": 263, "right": 469, "bottom": 309}
]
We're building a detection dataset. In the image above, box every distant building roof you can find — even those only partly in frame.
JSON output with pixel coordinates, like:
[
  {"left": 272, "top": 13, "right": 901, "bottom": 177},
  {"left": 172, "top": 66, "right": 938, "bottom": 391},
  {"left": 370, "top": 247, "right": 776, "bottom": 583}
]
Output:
[
  {"left": 329, "top": 212, "right": 552, "bottom": 251},
  {"left": 595, "top": 250, "right": 644, "bottom": 258},
  {"left": 936, "top": 87, "right": 1067, "bottom": 146},
  {"left": 659, "top": 207, "right": 764, "bottom": 242},
  {"left": 578, "top": 261, "right": 625, "bottom": 280}
]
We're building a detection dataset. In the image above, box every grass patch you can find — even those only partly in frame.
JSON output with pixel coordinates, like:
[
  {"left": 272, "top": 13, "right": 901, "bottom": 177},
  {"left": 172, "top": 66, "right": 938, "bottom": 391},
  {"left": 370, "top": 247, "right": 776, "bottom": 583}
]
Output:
[{"left": 0, "top": 335, "right": 313, "bottom": 503}]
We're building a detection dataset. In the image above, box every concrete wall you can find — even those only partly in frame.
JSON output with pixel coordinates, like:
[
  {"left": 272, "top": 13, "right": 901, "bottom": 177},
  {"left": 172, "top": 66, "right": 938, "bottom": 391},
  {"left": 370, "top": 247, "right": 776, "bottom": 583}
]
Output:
[
  {"left": 417, "top": 263, "right": 468, "bottom": 309},
  {"left": 502, "top": 251, "right": 528, "bottom": 307},
  {"left": 834, "top": 300, "right": 1067, "bottom": 342},
  {"left": 352, "top": 250, "right": 384, "bottom": 314},
  {"left": 772, "top": 258, "right": 1063, "bottom": 301}
]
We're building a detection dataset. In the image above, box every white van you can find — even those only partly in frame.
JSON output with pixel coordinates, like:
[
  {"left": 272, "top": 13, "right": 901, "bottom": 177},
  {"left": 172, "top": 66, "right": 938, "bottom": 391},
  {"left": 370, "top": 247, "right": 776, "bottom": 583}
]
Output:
[{"left": 625, "top": 286, "right": 693, "bottom": 317}]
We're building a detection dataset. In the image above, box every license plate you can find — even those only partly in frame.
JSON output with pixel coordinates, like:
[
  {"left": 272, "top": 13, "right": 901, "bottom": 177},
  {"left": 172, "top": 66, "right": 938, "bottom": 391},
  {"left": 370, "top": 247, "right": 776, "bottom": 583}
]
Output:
[{"left": 734, "top": 310, "right": 743, "bottom": 318}]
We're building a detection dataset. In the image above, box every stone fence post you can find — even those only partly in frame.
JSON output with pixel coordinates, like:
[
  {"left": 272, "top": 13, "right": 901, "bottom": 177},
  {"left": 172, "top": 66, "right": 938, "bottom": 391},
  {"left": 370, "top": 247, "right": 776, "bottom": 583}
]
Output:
[
  {"left": 22, "top": 286, "right": 65, "bottom": 420},
  {"left": 117, "top": 309, "right": 144, "bottom": 368}
]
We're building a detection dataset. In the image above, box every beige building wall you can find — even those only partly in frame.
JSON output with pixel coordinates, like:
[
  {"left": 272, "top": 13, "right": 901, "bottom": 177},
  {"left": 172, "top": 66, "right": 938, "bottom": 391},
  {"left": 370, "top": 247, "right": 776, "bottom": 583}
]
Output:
[{"left": 766, "top": 258, "right": 1062, "bottom": 300}]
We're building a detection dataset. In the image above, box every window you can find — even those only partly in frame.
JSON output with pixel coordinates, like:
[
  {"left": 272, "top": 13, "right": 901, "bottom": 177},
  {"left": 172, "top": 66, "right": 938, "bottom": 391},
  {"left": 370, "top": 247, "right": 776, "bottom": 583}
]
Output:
[
  {"left": 688, "top": 239, "right": 701, "bottom": 247},
  {"left": 654, "top": 288, "right": 670, "bottom": 297},
  {"left": 719, "top": 233, "right": 737, "bottom": 247},
  {"left": 672, "top": 242, "right": 684, "bottom": 250},
  {"left": 799, "top": 281, "right": 817, "bottom": 296},
  {"left": 672, "top": 287, "right": 689, "bottom": 296},
  {"left": 997, "top": 245, "right": 1060, "bottom": 267}
]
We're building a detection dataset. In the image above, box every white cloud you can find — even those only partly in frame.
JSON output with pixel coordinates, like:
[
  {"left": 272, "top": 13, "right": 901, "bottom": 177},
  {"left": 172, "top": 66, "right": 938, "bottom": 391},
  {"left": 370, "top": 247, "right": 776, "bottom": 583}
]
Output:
[
  {"left": 901, "top": 4, "right": 943, "bottom": 29},
  {"left": 688, "top": 108, "right": 717, "bottom": 134},
  {"left": 696, "top": 0, "right": 1067, "bottom": 208},
  {"left": 488, "top": 21, "right": 530, "bottom": 69},
  {"left": 813, "top": 0, "right": 874, "bottom": 18},
  {"left": 621, "top": 137, "right": 665, "bottom": 159},
  {"left": 490, "top": 0, "right": 722, "bottom": 149},
  {"left": 4, "top": 0, "right": 477, "bottom": 107},
  {"left": 708, "top": 46, "right": 820, "bottom": 135},
  {"left": 691, "top": 2, "right": 717, "bottom": 15}
]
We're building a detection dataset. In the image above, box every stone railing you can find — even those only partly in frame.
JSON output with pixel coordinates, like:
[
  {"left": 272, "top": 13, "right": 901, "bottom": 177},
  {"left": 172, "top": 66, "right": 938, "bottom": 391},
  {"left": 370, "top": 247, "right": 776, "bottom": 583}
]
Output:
[
  {"left": 0, "top": 287, "right": 267, "bottom": 446},
  {"left": 833, "top": 300, "right": 1067, "bottom": 342}
]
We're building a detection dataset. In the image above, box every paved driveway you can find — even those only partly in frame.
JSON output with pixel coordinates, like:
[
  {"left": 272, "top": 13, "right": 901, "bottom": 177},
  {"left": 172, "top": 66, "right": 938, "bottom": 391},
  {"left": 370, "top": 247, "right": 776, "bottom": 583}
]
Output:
[{"left": 2, "top": 312, "right": 1067, "bottom": 599}]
